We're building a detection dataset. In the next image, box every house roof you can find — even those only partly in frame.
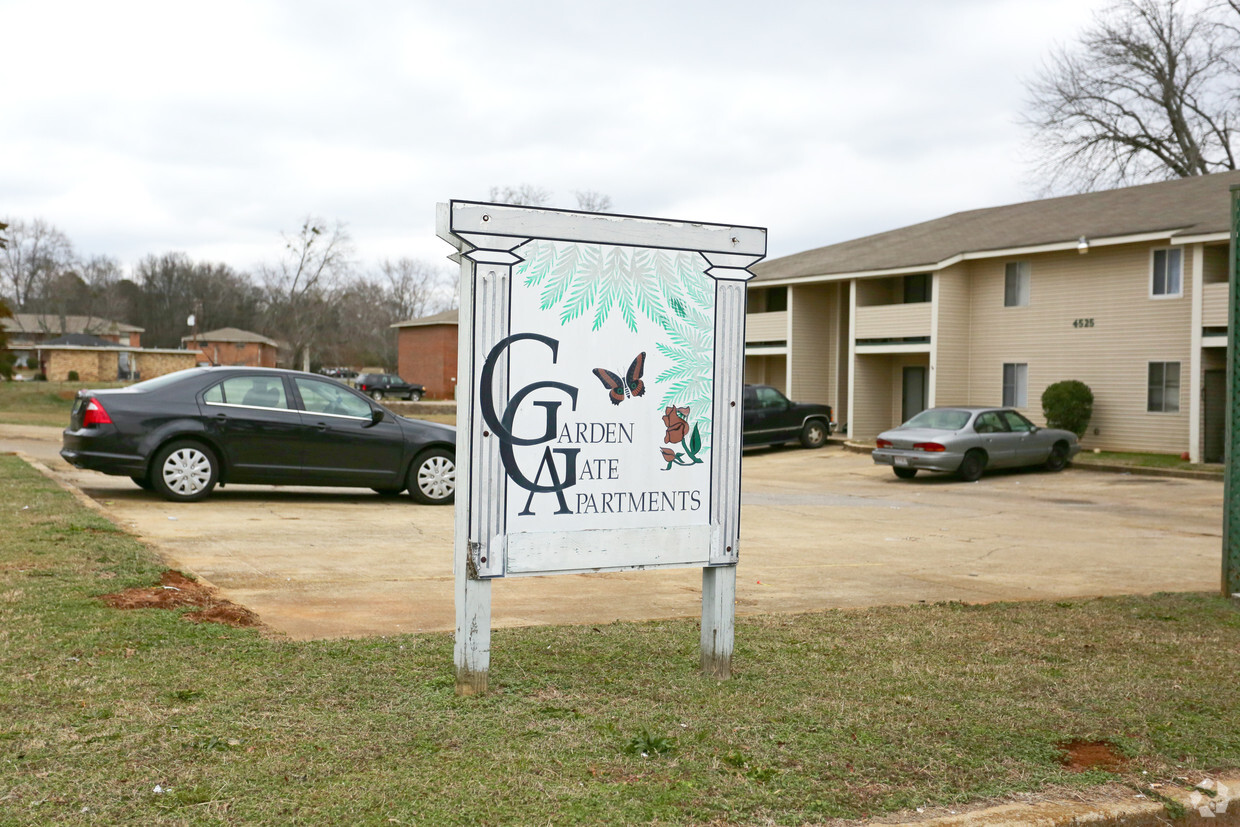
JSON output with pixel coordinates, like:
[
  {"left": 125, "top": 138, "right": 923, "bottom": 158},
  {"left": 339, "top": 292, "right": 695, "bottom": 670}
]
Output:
[
  {"left": 2, "top": 313, "right": 144, "bottom": 335},
  {"left": 752, "top": 169, "right": 1240, "bottom": 283},
  {"left": 392, "top": 309, "right": 459, "bottom": 328},
  {"left": 43, "top": 333, "right": 125, "bottom": 348},
  {"left": 180, "top": 327, "right": 278, "bottom": 346}
]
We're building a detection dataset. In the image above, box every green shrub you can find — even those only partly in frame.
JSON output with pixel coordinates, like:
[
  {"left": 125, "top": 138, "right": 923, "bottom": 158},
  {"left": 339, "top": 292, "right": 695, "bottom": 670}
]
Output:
[
  {"left": 67, "top": 370, "right": 80, "bottom": 381},
  {"left": 1042, "top": 380, "right": 1093, "bottom": 437}
]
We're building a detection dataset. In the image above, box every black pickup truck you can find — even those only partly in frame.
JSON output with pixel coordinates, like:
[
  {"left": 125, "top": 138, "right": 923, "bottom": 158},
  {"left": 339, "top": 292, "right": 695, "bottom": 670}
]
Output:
[{"left": 742, "top": 384, "right": 834, "bottom": 449}]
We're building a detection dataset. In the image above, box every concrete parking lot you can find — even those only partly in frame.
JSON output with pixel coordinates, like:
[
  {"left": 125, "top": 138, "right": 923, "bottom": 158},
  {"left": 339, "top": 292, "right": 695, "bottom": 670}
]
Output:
[{"left": 2, "top": 424, "right": 1224, "bottom": 639}]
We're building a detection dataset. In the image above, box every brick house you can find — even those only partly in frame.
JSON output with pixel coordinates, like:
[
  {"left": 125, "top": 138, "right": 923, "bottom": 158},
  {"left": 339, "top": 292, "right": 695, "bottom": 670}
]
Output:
[
  {"left": 392, "top": 309, "right": 458, "bottom": 400},
  {"left": 3, "top": 314, "right": 143, "bottom": 376},
  {"left": 180, "top": 327, "right": 280, "bottom": 367}
]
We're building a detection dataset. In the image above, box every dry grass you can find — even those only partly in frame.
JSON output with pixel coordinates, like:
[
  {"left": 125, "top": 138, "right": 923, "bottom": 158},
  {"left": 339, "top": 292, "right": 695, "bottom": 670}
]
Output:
[{"left": 1, "top": 454, "right": 1237, "bottom": 825}]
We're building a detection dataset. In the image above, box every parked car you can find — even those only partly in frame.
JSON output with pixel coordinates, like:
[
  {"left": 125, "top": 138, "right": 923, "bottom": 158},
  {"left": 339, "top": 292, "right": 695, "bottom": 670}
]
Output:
[
  {"left": 355, "top": 372, "right": 425, "bottom": 401},
  {"left": 871, "top": 406, "right": 1081, "bottom": 481},
  {"left": 742, "top": 384, "right": 834, "bottom": 449},
  {"left": 61, "top": 367, "right": 456, "bottom": 504}
]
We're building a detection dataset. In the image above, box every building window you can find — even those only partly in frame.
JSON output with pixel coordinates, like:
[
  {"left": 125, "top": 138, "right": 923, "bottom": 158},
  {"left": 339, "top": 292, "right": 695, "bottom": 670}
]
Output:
[
  {"left": 765, "top": 286, "right": 787, "bottom": 312},
  {"left": 1004, "top": 261, "right": 1030, "bottom": 307},
  {"left": 1151, "top": 248, "right": 1182, "bottom": 297},
  {"left": 1002, "top": 363, "right": 1027, "bottom": 408},
  {"left": 1147, "top": 361, "right": 1180, "bottom": 412},
  {"left": 904, "top": 273, "right": 931, "bottom": 303}
]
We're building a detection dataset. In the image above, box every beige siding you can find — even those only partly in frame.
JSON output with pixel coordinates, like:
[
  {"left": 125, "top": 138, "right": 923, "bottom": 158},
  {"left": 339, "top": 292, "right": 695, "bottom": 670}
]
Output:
[
  {"left": 852, "top": 354, "right": 892, "bottom": 440},
  {"left": 887, "top": 355, "right": 930, "bottom": 424},
  {"left": 788, "top": 284, "right": 838, "bottom": 407},
  {"left": 744, "top": 354, "right": 787, "bottom": 393},
  {"left": 965, "top": 244, "right": 1192, "bottom": 453},
  {"left": 746, "top": 311, "right": 788, "bottom": 342},
  {"left": 835, "top": 283, "right": 850, "bottom": 421},
  {"left": 1203, "top": 282, "right": 1228, "bottom": 328},
  {"left": 855, "top": 303, "right": 932, "bottom": 339},
  {"left": 933, "top": 264, "right": 972, "bottom": 405}
]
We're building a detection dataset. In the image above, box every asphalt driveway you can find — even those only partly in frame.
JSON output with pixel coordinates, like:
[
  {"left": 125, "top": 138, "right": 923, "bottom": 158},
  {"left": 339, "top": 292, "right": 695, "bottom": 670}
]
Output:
[{"left": 2, "top": 424, "right": 1224, "bottom": 639}]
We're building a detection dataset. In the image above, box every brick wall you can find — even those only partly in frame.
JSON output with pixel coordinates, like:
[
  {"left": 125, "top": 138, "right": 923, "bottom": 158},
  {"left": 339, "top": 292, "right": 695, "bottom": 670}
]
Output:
[
  {"left": 190, "top": 340, "right": 277, "bottom": 367},
  {"left": 46, "top": 350, "right": 118, "bottom": 381},
  {"left": 134, "top": 351, "right": 198, "bottom": 379},
  {"left": 396, "top": 325, "right": 458, "bottom": 399}
]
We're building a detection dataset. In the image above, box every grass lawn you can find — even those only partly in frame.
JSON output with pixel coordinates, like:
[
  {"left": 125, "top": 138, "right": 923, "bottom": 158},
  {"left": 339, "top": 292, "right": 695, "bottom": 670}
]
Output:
[
  {"left": 2, "top": 455, "right": 1238, "bottom": 825},
  {"left": 0, "top": 381, "right": 125, "bottom": 428},
  {"left": 0, "top": 380, "right": 459, "bottom": 429}
]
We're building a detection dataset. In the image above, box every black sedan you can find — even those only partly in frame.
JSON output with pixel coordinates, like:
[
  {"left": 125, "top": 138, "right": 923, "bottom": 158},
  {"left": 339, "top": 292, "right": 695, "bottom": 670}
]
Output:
[{"left": 61, "top": 367, "right": 456, "bottom": 504}]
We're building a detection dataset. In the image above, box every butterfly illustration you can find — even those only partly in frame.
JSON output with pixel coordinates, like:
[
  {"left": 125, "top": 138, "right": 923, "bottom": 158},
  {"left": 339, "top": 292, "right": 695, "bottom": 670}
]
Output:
[{"left": 592, "top": 352, "right": 646, "bottom": 406}]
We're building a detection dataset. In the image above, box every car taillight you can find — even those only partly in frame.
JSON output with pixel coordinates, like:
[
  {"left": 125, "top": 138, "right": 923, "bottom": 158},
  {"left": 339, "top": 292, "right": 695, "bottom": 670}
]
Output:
[
  {"left": 876, "top": 438, "right": 893, "bottom": 448},
  {"left": 82, "top": 399, "right": 113, "bottom": 426},
  {"left": 913, "top": 442, "right": 945, "bottom": 452}
]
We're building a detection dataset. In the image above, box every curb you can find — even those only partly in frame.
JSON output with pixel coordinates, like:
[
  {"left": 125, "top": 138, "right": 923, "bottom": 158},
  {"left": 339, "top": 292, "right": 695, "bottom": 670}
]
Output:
[
  {"left": 842, "top": 442, "right": 1222, "bottom": 482},
  {"left": 865, "top": 774, "right": 1239, "bottom": 826}
]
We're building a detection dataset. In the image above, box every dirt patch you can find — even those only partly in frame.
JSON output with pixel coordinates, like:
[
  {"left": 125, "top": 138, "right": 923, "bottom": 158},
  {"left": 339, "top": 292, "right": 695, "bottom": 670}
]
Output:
[
  {"left": 1058, "top": 739, "right": 1128, "bottom": 773},
  {"left": 99, "top": 570, "right": 261, "bottom": 628}
]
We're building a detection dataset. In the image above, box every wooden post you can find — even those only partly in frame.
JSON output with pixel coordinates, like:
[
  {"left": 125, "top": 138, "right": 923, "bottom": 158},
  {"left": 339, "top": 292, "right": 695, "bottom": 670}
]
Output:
[
  {"left": 700, "top": 258, "right": 758, "bottom": 678},
  {"left": 701, "top": 564, "right": 736, "bottom": 678}
]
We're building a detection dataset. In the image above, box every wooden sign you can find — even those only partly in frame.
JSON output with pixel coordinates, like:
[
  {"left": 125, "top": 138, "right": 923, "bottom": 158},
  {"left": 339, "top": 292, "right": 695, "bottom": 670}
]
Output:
[{"left": 438, "top": 202, "right": 766, "bottom": 693}]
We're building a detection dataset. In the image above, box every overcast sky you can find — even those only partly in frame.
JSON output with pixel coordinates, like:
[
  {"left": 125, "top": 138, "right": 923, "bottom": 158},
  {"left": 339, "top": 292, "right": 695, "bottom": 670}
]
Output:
[{"left": 2, "top": 0, "right": 1108, "bottom": 277}]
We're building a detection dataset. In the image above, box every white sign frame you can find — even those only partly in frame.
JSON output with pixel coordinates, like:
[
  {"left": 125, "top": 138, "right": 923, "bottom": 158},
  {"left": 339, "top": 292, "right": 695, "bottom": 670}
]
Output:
[{"left": 437, "top": 201, "right": 766, "bottom": 693}]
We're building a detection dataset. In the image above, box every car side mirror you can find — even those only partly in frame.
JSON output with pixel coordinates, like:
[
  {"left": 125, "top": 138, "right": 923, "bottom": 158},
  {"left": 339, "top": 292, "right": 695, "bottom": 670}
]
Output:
[{"left": 367, "top": 408, "right": 385, "bottom": 427}]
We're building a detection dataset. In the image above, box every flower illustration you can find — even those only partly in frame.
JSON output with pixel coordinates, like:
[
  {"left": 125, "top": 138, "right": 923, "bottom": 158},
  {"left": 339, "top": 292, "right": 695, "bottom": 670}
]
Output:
[
  {"left": 659, "top": 408, "right": 704, "bottom": 470},
  {"left": 662, "top": 406, "right": 690, "bottom": 444}
]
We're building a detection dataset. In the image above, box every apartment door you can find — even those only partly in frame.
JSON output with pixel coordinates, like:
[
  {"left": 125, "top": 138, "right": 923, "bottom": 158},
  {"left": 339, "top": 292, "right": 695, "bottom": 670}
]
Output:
[
  {"left": 902, "top": 366, "right": 927, "bottom": 424},
  {"left": 1204, "top": 369, "right": 1225, "bottom": 463}
]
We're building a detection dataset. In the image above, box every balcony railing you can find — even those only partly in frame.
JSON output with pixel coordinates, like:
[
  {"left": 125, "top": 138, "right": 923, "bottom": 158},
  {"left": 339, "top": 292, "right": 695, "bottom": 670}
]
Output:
[
  {"left": 1203, "top": 282, "right": 1229, "bottom": 329},
  {"left": 855, "top": 302, "right": 932, "bottom": 340},
  {"left": 746, "top": 310, "right": 787, "bottom": 343}
]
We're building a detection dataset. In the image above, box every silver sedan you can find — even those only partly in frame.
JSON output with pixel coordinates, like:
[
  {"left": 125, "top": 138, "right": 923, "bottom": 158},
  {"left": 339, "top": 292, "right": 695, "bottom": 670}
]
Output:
[{"left": 871, "top": 407, "right": 1081, "bottom": 481}]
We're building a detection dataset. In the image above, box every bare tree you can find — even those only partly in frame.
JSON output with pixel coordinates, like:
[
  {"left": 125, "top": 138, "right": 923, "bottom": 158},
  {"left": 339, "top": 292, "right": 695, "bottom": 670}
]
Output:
[
  {"left": 488, "top": 184, "right": 552, "bottom": 206},
  {"left": 574, "top": 190, "right": 614, "bottom": 212},
  {"left": 1024, "top": 0, "right": 1239, "bottom": 192},
  {"left": 379, "top": 257, "right": 454, "bottom": 322},
  {"left": 0, "top": 218, "right": 76, "bottom": 310},
  {"left": 259, "top": 217, "right": 353, "bottom": 370}
]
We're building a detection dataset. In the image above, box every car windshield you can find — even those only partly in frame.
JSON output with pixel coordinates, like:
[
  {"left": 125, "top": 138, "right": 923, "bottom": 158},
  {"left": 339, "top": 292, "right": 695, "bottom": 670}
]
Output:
[{"left": 901, "top": 409, "right": 971, "bottom": 430}]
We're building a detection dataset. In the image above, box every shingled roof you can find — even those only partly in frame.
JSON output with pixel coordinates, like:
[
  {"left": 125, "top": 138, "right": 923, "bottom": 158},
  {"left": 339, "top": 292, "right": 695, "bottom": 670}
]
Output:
[
  {"left": 391, "top": 309, "right": 459, "bottom": 328},
  {"left": 3, "top": 314, "right": 143, "bottom": 335},
  {"left": 752, "top": 169, "right": 1240, "bottom": 283},
  {"left": 180, "top": 327, "right": 278, "bottom": 346}
]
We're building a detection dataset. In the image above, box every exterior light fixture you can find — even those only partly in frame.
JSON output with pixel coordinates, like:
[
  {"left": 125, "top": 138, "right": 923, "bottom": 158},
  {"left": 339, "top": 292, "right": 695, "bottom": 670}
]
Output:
[{"left": 1077, "top": 236, "right": 1089, "bottom": 254}]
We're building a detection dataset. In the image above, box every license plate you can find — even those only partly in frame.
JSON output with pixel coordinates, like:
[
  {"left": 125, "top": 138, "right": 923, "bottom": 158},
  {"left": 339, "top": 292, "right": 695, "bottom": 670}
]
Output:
[{"left": 894, "top": 456, "right": 910, "bottom": 467}]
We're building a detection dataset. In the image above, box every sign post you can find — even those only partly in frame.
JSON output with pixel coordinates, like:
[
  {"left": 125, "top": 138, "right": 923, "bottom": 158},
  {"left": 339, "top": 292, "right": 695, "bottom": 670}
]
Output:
[
  {"left": 1226, "top": 183, "right": 1240, "bottom": 599},
  {"left": 438, "top": 202, "right": 766, "bottom": 694}
]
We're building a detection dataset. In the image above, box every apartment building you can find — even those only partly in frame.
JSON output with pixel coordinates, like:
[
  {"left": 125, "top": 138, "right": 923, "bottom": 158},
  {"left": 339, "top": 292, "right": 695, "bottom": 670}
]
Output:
[{"left": 745, "top": 171, "right": 1239, "bottom": 462}]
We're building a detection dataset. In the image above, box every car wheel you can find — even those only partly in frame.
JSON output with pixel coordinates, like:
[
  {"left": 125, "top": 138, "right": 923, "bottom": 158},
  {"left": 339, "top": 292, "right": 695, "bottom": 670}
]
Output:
[
  {"left": 799, "top": 420, "right": 828, "bottom": 449},
  {"left": 151, "top": 440, "right": 218, "bottom": 502},
  {"left": 893, "top": 467, "right": 917, "bottom": 479},
  {"left": 370, "top": 390, "right": 384, "bottom": 401},
  {"left": 957, "top": 449, "right": 986, "bottom": 482},
  {"left": 409, "top": 448, "right": 455, "bottom": 505},
  {"left": 1044, "top": 442, "right": 1070, "bottom": 472},
  {"left": 130, "top": 474, "right": 154, "bottom": 491},
  {"left": 407, "top": 390, "right": 423, "bottom": 402},
  {"left": 372, "top": 487, "right": 405, "bottom": 496}
]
